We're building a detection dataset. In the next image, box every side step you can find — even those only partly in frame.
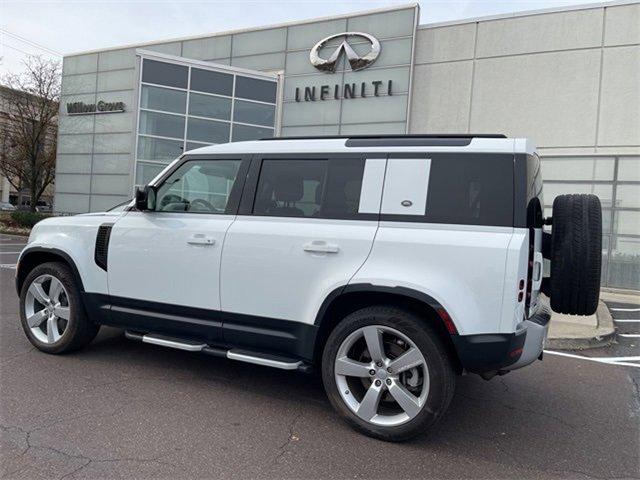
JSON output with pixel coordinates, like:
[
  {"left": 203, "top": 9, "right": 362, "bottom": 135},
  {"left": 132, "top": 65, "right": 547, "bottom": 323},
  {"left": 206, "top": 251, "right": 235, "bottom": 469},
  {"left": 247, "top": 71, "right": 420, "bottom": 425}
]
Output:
[{"left": 124, "top": 331, "right": 310, "bottom": 372}]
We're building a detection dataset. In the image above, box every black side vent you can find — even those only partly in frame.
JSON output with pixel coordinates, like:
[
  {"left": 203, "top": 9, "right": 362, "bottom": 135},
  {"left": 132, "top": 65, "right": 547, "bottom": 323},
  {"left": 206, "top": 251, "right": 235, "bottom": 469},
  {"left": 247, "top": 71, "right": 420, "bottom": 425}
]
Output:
[{"left": 94, "top": 223, "right": 113, "bottom": 271}]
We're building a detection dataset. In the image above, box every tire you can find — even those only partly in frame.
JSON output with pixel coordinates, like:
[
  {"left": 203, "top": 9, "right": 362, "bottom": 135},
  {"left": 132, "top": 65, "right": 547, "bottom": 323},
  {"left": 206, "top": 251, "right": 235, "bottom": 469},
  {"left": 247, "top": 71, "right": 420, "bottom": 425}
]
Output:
[
  {"left": 549, "top": 194, "right": 602, "bottom": 315},
  {"left": 321, "top": 305, "right": 456, "bottom": 442},
  {"left": 19, "top": 262, "right": 99, "bottom": 354}
]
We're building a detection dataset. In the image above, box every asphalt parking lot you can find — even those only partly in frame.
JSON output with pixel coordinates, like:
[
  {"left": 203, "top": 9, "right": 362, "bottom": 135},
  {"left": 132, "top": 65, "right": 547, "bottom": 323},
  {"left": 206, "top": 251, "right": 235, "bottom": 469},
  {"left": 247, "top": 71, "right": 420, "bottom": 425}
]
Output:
[{"left": 1, "top": 233, "right": 638, "bottom": 479}]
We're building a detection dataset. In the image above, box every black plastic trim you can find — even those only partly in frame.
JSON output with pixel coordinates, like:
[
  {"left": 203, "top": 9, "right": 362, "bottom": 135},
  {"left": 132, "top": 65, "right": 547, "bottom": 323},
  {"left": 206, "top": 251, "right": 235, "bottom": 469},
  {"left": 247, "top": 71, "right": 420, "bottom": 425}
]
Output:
[
  {"left": 94, "top": 223, "right": 113, "bottom": 271},
  {"left": 346, "top": 138, "right": 471, "bottom": 147},
  {"left": 82, "top": 293, "right": 318, "bottom": 362},
  {"left": 16, "top": 247, "right": 85, "bottom": 295},
  {"left": 451, "top": 331, "right": 526, "bottom": 373}
]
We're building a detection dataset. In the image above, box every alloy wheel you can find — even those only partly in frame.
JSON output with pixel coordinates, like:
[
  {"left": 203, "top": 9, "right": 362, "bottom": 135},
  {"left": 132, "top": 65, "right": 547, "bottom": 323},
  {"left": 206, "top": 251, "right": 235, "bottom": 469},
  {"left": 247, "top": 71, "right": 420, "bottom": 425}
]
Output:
[
  {"left": 24, "top": 274, "right": 71, "bottom": 344},
  {"left": 334, "top": 325, "right": 429, "bottom": 427}
]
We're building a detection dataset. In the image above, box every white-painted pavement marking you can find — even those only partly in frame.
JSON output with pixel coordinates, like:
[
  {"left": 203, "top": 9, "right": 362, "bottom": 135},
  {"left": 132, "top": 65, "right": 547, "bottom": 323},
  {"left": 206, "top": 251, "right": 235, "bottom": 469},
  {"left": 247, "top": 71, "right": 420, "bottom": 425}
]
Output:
[
  {"left": 610, "top": 307, "right": 640, "bottom": 312},
  {"left": 544, "top": 350, "right": 640, "bottom": 368},
  {"left": 613, "top": 319, "right": 640, "bottom": 323},
  {"left": 0, "top": 264, "right": 16, "bottom": 269},
  {"left": 0, "top": 243, "right": 27, "bottom": 246},
  {"left": 619, "top": 334, "right": 640, "bottom": 338},
  {"left": 0, "top": 251, "right": 20, "bottom": 254}
]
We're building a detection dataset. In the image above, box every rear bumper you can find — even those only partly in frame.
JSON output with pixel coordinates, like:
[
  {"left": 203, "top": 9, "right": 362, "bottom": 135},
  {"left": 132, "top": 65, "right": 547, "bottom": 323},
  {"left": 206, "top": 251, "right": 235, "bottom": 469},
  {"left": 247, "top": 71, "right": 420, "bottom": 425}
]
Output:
[{"left": 451, "top": 306, "right": 551, "bottom": 374}]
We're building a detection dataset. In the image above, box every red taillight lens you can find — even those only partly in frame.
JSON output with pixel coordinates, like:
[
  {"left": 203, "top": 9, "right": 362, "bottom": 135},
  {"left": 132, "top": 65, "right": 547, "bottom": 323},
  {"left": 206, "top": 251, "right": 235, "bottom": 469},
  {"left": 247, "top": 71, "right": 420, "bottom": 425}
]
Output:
[
  {"left": 437, "top": 308, "right": 458, "bottom": 335},
  {"left": 509, "top": 347, "right": 524, "bottom": 358}
]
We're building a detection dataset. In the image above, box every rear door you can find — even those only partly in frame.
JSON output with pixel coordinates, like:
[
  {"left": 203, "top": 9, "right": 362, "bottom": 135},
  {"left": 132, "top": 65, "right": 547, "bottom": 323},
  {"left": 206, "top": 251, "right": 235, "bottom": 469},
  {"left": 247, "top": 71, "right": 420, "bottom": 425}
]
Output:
[{"left": 219, "top": 154, "right": 385, "bottom": 355}]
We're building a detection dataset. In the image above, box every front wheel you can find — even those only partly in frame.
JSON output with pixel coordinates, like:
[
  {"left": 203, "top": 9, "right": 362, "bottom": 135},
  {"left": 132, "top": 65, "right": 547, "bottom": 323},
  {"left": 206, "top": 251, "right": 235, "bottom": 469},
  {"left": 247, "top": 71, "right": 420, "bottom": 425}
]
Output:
[
  {"left": 322, "top": 306, "right": 456, "bottom": 442},
  {"left": 19, "top": 262, "right": 99, "bottom": 354}
]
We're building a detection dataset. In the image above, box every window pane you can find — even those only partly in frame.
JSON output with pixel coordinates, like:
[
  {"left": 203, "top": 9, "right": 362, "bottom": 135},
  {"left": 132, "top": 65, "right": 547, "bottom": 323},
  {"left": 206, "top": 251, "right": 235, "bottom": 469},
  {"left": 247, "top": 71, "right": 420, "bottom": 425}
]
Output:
[
  {"left": 541, "top": 157, "right": 615, "bottom": 181},
  {"left": 142, "top": 59, "right": 188, "bottom": 89},
  {"left": 137, "top": 136, "right": 183, "bottom": 161},
  {"left": 156, "top": 160, "right": 242, "bottom": 213},
  {"left": 139, "top": 110, "right": 185, "bottom": 139},
  {"left": 254, "top": 160, "right": 326, "bottom": 217},
  {"left": 252, "top": 159, "right": 365, "bottom": 219},
  {"left": 608, "top": 236, "right": 640, "bottom": 290},
  {"left": 543, "top": 183, "right": 613, "bottom": 208},
  {"left": 615, "top": 184, "right": 640, "bottom": 208},
  {"left": 189, "top": 92, "right": 232, "bottom": 120},
  {"left": 187, "top": 117, "right": 230, "bottom": 143},
  {"left": 141, "top": 85, "right": 186, "bottom": 114},
  {"left": 618, "top": 157, "right": 640, "bottom": 182},
  {"left": 614, "top": 210, "right": 640, "bottom": 236},
  {"left": 232, "top": 124, "right": 273, "bottom": 142},
  {"left": 136, "top": 161, "right": 167, "bottom": 185},
  {"left": 425, "top": 154, "right": 514, "bottom": 227},
  {"left": 190, "top": 68, "right": 233, "bottom": 96},
  {"left": 233, "top": 99, "right": 275, "bottom": 126},
  {"left": 235, "top": 76, "right": 277, "bottom": 103}
]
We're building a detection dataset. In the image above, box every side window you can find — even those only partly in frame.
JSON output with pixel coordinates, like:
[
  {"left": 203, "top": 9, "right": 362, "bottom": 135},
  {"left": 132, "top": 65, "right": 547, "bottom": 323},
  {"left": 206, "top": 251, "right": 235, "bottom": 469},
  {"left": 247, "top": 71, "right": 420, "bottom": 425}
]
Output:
[
  {"left": 425, "top": 154, "right": 514, "bottom": 227},
  {"left": 155, "top": 159, "right": 242, "bottom": 213},
  {"left": 252, "top": 158, "right": 365, "bottom": 219}
]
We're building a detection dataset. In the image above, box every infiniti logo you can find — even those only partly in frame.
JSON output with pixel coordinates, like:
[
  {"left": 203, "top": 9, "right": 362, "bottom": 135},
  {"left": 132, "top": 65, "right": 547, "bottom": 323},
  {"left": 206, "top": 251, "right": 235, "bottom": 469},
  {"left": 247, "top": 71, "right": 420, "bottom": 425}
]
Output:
[{"left": 310, "top": 32, "right": 381, "bottom": 73}]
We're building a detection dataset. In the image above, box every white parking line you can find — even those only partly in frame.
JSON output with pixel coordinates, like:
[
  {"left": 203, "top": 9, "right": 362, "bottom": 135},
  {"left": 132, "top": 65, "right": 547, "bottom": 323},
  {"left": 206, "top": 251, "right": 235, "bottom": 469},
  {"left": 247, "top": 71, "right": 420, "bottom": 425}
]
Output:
[
  {"left": 0, "top": 251, "right": 20, "bottom": 254},
  {"left": 544, "top": 350, "right": 640, "bottom": 368},
  {"left": 0, "top": 264, "right": 16, "bottom": 269},
  {"left": 610, "top": 307, "right": 640, "bottom": 312},
  {"left": 613, "top": 319, "right": 640, "bottom": 323},
  {"left": 0, "top": 243, "right": 26, "bottom": 246},
  {"left": 619, "top": 334, "right": 640, "bottom": 338}
]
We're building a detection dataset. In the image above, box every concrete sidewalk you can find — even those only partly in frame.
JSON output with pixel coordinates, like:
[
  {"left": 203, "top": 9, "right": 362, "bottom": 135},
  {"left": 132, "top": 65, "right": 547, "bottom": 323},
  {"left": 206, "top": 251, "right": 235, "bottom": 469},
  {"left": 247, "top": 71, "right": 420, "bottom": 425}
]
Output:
[{"left": 546, "top": 294, "right": 619, "bottom": 350}]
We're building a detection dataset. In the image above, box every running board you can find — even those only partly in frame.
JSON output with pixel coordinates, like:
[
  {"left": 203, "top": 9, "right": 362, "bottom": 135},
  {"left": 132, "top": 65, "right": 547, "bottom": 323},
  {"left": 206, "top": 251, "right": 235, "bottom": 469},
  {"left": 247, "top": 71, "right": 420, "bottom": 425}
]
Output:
[{"left": 124, "top": 331, "right": 309, "bottom": 372}]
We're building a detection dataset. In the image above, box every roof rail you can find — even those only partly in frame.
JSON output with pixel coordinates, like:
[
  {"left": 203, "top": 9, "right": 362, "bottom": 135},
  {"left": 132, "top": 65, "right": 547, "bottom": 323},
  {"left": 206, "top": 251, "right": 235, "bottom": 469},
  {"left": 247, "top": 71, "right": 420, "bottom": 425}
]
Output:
[
  {"left": 259, "top": 134, "right": 507, "bottom": 148},
  {"left": 260, "top": 134, "right": 507, "bottom": 141}
]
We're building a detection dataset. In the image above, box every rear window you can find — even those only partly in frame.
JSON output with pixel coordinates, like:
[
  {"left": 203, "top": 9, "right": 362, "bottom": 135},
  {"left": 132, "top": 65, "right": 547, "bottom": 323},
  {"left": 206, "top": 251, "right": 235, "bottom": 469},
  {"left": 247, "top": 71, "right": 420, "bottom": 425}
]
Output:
[{"left": 253, "top": 158, "right": 365, "bottom": 219}]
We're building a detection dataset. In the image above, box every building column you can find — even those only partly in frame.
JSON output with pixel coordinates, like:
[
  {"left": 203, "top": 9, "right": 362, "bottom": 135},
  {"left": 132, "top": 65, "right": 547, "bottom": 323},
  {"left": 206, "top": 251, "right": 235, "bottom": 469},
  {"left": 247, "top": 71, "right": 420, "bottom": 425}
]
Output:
[{"left": 1, "top": 176, "right": 10, "bottom": 203}]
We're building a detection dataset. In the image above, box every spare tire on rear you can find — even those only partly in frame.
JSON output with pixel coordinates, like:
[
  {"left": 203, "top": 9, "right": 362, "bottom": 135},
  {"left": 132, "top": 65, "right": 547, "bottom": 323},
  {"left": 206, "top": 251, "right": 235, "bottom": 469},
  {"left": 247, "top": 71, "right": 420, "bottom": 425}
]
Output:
[{"left": 549, "top": 194, "right": 602, "bottom": 316}]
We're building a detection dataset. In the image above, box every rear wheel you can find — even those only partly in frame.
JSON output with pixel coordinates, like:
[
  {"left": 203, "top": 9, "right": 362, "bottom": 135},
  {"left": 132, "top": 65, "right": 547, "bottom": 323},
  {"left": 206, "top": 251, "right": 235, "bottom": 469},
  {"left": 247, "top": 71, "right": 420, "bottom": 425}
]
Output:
[
  {"left": 20, "top": 262, "right": 99, "bottom": 354},
  {"left": 322, "top": 306, "right": 456, "bottom": 442}
]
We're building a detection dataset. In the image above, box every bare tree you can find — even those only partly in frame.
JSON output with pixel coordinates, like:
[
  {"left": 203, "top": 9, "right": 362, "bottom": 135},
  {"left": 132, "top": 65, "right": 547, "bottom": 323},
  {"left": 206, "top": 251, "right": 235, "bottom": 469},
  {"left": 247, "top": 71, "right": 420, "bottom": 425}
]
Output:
[{"left": 0, "top": 55, "right": 60, "bottom": 212}]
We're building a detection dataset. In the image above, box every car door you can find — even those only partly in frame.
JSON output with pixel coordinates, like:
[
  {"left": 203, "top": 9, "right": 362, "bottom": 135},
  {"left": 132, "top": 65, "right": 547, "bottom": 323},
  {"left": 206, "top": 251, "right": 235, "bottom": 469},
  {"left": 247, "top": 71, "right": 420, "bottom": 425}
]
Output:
[
  {"left": 219, "top": 154, "right": 386, "bottom": 356},
  {"left": 107, "top": 156, "right": 249, "bottom": 342}
]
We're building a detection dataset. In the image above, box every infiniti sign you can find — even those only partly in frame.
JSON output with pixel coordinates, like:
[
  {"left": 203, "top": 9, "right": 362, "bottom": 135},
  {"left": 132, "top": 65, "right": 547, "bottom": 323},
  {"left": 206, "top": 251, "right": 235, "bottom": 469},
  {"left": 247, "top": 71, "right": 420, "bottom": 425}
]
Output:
[{"left": 310, "top": 32, "right": 381, "bottom": 72}]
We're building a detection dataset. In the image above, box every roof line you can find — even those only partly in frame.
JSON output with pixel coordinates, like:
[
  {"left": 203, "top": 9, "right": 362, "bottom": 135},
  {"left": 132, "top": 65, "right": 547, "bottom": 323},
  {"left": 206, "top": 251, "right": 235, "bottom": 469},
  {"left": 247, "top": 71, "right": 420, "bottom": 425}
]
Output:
[
  {"left": 418, "top": 0, "right": 636, "bottom": 29},
  {"left": 65, "top": 3, "right": 418, "bottom": 58}
]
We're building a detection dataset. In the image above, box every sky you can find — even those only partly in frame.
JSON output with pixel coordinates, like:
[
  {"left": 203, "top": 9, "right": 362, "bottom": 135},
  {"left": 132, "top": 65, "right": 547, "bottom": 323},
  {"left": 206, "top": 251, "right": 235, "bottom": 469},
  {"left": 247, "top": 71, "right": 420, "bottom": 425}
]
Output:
[{"left": 0, "top": 0, "right": 612, "bottom": 76}]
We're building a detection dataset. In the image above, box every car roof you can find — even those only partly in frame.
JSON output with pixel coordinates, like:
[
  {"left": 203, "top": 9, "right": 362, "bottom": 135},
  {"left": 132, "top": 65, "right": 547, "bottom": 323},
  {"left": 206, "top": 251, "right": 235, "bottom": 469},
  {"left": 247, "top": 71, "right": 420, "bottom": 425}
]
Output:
[{"left": 185, "top": 135, "right": 536, "bottom": 156}]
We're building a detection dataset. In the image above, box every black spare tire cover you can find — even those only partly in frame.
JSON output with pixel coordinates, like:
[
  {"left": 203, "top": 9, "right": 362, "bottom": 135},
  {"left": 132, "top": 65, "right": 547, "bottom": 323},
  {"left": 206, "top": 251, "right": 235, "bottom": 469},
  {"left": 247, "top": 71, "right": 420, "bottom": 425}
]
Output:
[{"left": 549, "top": 194, "right": 602, "bottom": 316}]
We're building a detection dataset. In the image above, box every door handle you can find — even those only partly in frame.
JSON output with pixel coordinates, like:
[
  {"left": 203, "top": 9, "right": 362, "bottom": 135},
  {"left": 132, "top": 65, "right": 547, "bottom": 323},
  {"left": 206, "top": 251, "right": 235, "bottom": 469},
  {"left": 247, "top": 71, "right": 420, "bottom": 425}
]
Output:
[
  {"left": 187, "top": 234, "right": 215, "bottom": 246},
  {"left": 532, "top": 251, "right": 544, "bottom": 290},
  {"left": 303, "top": 241, "right": 339, "bottom": 254}
]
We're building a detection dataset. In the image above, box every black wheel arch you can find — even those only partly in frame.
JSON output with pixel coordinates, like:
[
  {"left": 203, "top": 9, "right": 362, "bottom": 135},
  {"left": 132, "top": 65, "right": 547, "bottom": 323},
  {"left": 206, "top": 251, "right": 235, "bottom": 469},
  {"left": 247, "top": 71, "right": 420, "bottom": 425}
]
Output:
[
  {"left": 312, "top": 284, "right": 462, "bottom": 372},
  {"left": 16, "top": 247, "right": 85, "bottom": 295}
]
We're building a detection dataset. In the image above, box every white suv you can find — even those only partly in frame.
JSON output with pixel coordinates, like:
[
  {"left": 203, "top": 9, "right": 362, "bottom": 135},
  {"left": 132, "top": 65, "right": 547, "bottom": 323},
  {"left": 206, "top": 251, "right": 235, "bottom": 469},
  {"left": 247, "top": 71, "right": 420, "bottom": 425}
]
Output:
[{"left": 16, "top": 135, "right": 602, "bottom": 441}]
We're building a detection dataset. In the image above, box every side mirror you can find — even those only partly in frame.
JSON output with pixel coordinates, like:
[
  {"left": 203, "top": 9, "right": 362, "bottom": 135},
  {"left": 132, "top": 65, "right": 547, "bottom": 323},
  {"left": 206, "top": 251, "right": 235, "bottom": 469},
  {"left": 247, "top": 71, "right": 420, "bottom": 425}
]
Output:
[{"left": 135, "top": 185, "right": 156, "bottom": 211}]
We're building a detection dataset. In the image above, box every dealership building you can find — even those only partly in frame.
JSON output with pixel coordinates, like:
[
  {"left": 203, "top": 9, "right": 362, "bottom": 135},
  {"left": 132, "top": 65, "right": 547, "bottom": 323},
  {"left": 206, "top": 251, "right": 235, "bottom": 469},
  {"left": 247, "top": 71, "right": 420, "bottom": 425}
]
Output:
[{"left": 55, "top": 1, "right": 639, "bottom": 289}]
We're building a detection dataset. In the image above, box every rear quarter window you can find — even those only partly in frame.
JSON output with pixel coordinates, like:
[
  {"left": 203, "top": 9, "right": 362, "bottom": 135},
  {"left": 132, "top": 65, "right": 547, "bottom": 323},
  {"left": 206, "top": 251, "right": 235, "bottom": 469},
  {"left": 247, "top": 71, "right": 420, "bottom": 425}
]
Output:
[{"left": 424, "top": 153, "right": 514, "bottom": 227}]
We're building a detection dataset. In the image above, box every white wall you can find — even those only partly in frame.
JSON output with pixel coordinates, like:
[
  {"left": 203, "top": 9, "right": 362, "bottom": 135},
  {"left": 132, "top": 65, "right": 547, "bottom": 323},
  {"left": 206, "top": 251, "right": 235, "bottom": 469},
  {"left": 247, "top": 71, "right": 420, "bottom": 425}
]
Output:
[{"left": 409, "top": 2, "right": 640, "bottom": 157}]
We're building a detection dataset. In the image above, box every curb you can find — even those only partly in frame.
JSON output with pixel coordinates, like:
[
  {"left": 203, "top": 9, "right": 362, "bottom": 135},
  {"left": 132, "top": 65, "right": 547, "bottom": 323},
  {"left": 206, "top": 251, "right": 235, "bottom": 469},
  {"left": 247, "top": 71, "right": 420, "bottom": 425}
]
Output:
[{"left": 546, "top": 301, "right": 616, "bottom": 351}]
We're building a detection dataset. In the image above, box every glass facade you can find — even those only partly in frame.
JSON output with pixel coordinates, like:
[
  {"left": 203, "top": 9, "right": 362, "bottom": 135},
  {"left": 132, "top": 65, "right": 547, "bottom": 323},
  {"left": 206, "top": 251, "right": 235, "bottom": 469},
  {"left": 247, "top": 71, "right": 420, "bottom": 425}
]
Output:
[
  {"left": 542, "top": 155, "right": 640, "bottom": 290},
  {"left": 135, "top": 58, "right": 278, "bottom": 185}
]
